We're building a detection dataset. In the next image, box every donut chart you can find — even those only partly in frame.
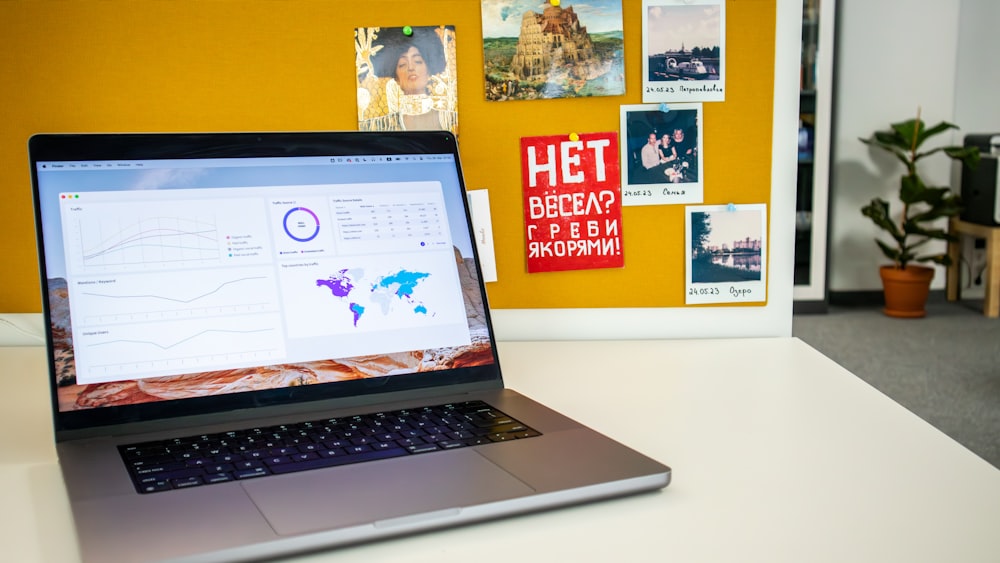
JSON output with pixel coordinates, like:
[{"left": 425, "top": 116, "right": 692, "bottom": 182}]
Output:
[{"left": 282, "top": 207, "right": 320, "bottom": 242}]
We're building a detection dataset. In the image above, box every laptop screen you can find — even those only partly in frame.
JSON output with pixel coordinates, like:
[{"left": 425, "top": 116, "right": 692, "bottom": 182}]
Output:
[{"left": 30, "top": 132, "right": 499, "bottom": 431}]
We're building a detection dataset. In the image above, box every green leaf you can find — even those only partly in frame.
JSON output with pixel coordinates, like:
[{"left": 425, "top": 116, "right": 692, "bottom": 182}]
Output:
[
  {"left": 861, "top": 198, "right": 904, "bottom": 241},
  {"left": 875, "top": 239, "right": 901, "bottom": 262},
  {"left": 944, "top": 146, "right": 981, "bottom": 169},
  {"left": 915, "top": 121, "right": 958, "bottom": 147},
  {"left": 916, "top": 253, "right": 952, "bottom": 267},
  {"left": 907, "top": 192, "right": 962, "bottom": 223},
  {"left": 912, "top": 146, "right": 946, "bottom": 163},
  {"left": 903, "top": 223, "right": 951, "bottom": 240},
  {"left": 899, "top": 174, "right": 924, "bottom": 204},
  {"left": 873, "top": 129, "right": 908, "bottom": 148},
  {"left": 903, "top": 185, "right": 951, "bottom": 206},
  {"left": 861, "top": 135, "right": 911, "bottom": 167},
  {"left": 908, "top": 205, "right": 962, "bottom": 224},
  {"left": 889, "top": 118, "right": 920, "bottom": 149},
  {"left": 903, "top": 239, "right": 930, "bottom": 254}
]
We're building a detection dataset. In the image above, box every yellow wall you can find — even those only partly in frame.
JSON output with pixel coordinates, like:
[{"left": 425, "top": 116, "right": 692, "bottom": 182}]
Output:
[{"left": 0, "top": 0, "right": 774, "bottom": 312}]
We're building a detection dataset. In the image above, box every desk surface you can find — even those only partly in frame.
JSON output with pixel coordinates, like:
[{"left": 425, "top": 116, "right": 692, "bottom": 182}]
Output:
[{"left": 2, "top": 338, "right": 999, "bottom": 562}]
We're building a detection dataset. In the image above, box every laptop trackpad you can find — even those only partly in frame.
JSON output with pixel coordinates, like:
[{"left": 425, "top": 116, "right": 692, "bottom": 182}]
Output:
[{"left": 242, "top": 449, "right": 534, "bottom": 536}]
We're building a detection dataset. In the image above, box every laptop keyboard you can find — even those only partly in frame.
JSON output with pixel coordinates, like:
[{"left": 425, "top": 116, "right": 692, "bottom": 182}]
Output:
[{"left": 120, "top": 400, "right": 541, "bottom": 494}]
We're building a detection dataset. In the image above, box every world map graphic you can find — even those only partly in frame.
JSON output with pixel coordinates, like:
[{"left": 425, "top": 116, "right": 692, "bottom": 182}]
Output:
[{"left": 316, "top": 268, "right": 432, "bottom": 327}]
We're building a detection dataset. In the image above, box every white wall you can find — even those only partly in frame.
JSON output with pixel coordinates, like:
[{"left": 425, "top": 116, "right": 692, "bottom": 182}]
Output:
[
  {"left": 953, "top": 0, "right": 1000, "bottom": 133},
  {"left": 829, "top": 1, "right": 962, "bottom": 292}
]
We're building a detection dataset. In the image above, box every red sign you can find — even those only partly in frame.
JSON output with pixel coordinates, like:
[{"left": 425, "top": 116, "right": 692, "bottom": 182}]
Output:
[{"left": 520, "top": 132, "right": 623, "bottom": 273}]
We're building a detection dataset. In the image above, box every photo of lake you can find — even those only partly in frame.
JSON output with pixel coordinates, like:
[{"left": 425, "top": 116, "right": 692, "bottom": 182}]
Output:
[{"left": 690, "top": 208, "right": 763, "bottom": 283}]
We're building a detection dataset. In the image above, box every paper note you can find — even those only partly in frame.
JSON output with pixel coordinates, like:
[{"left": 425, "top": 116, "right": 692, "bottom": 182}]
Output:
[{"left": 467, "top": 189, "right": 498, "bottom": 283}]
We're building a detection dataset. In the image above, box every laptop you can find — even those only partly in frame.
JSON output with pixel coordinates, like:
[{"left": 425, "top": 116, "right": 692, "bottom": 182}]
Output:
[{"left": 28, "top": 131, "right": 670, "bottom": 562}]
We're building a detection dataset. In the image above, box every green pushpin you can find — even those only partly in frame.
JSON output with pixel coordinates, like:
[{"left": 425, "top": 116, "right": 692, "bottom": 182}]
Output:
[{"left": 402, "top": 25, "right": 413, "bottom": 36}]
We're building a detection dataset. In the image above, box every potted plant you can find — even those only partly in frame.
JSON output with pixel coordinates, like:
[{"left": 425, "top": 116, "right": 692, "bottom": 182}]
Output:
[{"left": 860, "top": 109, "right": 979, "bottom": 318}]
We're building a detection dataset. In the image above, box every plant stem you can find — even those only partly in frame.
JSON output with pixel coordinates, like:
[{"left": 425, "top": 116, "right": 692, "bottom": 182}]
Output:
[
  {"left": 910, "top": 106, "right": 921, "bottom": 155},
  {"left": 898, "top": 107, "right": 922, "bottom": 269}
]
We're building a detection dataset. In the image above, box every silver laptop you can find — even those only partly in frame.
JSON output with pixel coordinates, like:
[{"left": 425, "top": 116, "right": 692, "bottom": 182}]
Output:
[{"left": 28, "top": 131, "right": 670, "bottom": 562}]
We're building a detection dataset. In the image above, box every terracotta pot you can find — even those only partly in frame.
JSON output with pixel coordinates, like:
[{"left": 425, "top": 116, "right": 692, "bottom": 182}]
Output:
[{"left": 879, "top": 265, "right": 935, "bottom": 318}]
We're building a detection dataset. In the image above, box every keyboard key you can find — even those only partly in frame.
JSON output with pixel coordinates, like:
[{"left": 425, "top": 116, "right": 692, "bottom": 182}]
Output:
[
  {"left": 406, "top": 443, "right": 440, "bottom": 454},
  {"left": 171, "top": 476, "right": 203, "bottom": 489},
  {"left": 204, "top": 472, "right": 234, "bottom": 484},
  {"left": 233, "top": 467, "right": 269, "bottom": 480},
  {"left": 268, "top": 447, "right": 408, "bottom": 475},
  {"left": 234, "top": 460, "right": 264, "bottom": 470},
  {"left": 205, "top": 463, "right": 235, "bottom": 474},
  {"left": 142, "top": 481, "right": 171, "bottom": 493},
  {"left": 133, "top": 461, "right": 188, "bottom": 475},
  {"left": 437, "top": 440, "right": 467, "bottom": 450}
]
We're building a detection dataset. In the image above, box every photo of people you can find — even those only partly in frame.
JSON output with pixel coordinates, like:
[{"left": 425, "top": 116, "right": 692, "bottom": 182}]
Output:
[
  {"left": 619, "top": 103, "right": 704, "bottom": 206},
  {"left": 641, "top": 0, "right": 726, "bottom": 103},
  {"left": 355, "top": 25, "right": 458, "bottom": 134},
  {"left": 481, "top": 0, "right": 624, "bottom": 101},
  {"left": 685, "top": 204, "right": 767, "bottom": 305}
]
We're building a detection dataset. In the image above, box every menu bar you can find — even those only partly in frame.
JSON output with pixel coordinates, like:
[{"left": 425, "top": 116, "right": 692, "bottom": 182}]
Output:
[{"left": 36, "top": 154, "right": 454, "bottom": 171}]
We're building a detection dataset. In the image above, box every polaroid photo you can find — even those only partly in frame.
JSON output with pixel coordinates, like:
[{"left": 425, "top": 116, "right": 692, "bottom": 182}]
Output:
[
  {"left": 620, "top": 103, "right": 703, "bottom": 206},
  {"left": 481, "top": 0, "right": 625, "bottom": 101},
  {"left": 641, "top": 0, "right": 726, "bottom": 103},
  {"left": 355, "top": 25, "right": 458, "bottom": 134},
  {"left": 685, "top": 204, "right": 767, "bottom": 305}
]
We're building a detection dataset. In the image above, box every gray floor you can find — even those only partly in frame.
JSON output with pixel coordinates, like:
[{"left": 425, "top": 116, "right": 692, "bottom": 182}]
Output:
[{"left": 793, "top": 300, "right": 1000, "bottom": 469}]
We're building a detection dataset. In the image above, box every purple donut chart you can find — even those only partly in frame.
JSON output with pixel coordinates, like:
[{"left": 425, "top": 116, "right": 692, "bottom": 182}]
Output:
[{"left": 282, "top": 207, "right": 320, "bottom": 242}]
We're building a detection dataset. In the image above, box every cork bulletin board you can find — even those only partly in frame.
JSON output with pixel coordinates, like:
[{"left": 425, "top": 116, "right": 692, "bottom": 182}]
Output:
[{"left": 0, "top": 0, "right": 782, "bottom": 316}]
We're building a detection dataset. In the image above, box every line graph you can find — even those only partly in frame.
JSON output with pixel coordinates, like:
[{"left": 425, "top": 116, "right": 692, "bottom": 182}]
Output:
[
  {"left": 62, "top": 195, "right": 272, "bottom": 275},
  {"left": 76, "top": 271, "right": 277, "bottom": 325},
  {"left": 88, "top": 327, "right": 274, "bottom": 351},
  {"left": 74, "top": 312, "right": 285, "bottom": 384},
  {"left": 82, "top": 276, "right": 267, "bottom": 303},
  {"left": 77, "top": 215, "right": 220, "bottom": 269}
]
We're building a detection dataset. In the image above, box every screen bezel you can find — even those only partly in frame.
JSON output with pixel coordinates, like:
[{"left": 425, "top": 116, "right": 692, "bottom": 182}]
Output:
[{"left": 28, "top": 131, "right": 503, "bottom": 434}]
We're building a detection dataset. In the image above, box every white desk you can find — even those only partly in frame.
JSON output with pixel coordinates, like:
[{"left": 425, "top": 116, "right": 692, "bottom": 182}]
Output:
[{"left": 2, "top": 338, "right": 999, "bottom": 562}]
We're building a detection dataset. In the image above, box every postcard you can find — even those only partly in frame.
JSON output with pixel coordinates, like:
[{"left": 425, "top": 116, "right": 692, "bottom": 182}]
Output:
[
  {"left": 520, "top": 132, "right": 623, "bottom": 273},
  {"left": 481, "top": 0, "right": 625, "bottom": 101},
  {"left": 355, "top": 25, "right": 458, "bottom": 134}
]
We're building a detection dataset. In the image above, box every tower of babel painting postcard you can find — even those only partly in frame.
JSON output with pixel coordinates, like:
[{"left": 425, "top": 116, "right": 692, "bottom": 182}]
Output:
[
  {"left": 510, "top": 5, "right": 597, "bottom": 83},
  {"left": 482, "top": 1, "right": 624, "bottom": 101}
]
